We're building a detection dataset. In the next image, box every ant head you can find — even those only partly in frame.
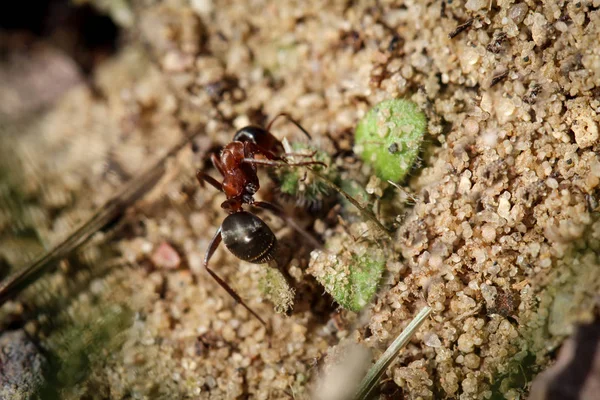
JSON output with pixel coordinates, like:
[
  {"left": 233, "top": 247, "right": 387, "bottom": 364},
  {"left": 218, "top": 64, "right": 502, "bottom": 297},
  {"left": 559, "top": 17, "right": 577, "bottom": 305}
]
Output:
[
  {"left": 221, "top": 211, "right": 277, "bottom": 264},
  {"left": 233, "top": 126, "right": 284, "bottom": 154},
  {"left": 233, "top": 126, "right": 269, "bottom": 144}
]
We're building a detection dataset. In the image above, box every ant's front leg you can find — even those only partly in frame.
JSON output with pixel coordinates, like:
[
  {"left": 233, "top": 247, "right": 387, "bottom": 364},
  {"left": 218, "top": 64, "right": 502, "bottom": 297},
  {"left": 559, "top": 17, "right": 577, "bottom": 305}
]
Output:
[
  {"left": 196, "top": 170, "right": 223, "bottom": 192},
  {"left": 203, "top": 227, "right": 268, "bottom": 327},
  {"left": 196, "top": 153, "right": 227, "bottom": 191},
  {"left": 243, "top": 141, "right": 288, "bottom": 163}
]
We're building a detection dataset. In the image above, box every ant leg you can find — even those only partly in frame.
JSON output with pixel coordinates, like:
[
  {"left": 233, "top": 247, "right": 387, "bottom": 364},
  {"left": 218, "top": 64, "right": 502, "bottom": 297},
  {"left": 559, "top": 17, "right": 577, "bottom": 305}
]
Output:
[
  {"left": 197, "top": 153, "right": 226, "bottom": 190},
  {"left": 196, "top": 170, "right": 223, "bottom": 192},
  {"left": 266, "top": 112, "right": 312, "bottom": 140},
  {"left": 299, "top": 170, "right": 308, "bottom": 182},
  {"left": 242, "top": 158, "right": 327, "bottom": 169},
  {"left": 211, "top": 153, "right": 226, "bottom": 176},
  {"left": 204, "top": 227, "right": 268, "bottom": 327},
  {"left": 251, "top": 201, "right": 322, "bottom": 249},
  {"left": 244, "top": 141, "right": 286, "bottom": 162}
]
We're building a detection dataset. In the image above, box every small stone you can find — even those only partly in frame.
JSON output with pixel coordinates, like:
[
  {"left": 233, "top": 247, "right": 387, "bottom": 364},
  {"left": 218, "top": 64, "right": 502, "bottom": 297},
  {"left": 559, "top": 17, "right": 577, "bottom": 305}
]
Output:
[
  {"left": 464, "top": 118, "right": 480, "bottom": 136},
  {"left": 423, "top": 332, "right": 442, "bottom": 347},
  {"left": 190, "top": 0, "right": 213, "bottom": 15},
  {"left": 572, "top": 116, "right": 599, "bottom": 149},
  {"left": 151, "top": 242, "right": 182, "bottom": 269},
  {"left": 458, "top": 334, "right": 475, "bottom": 353},
  {"left": 0, "top": 330, "right": 47, "bottom": 400},
  {"left": 498, "top": 197, "right": 511, "bottom": 219},
  {"left": 481, "top": 224, "right": 497, "bottom": 243},
  {"left": 495, "top": 97, "right": 516, "bottom": 124},
  {"left": 464, "top": 353, "right": 481, "bottom": 369},
  {"left": 530, "top": 13, "right": 549, "bottom": 47},
  {"left": 508, "top": 3, "right": 529, "bottom": 24},
  {"left": 465, "top": 0, "right": 487, "bottom": 11}
]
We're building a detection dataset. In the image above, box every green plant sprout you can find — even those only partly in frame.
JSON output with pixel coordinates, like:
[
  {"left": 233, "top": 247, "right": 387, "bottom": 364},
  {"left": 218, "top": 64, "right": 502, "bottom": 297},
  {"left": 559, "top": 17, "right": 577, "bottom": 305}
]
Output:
[{"left": 355, "top": 99, "right": 427, "bottom": 182}]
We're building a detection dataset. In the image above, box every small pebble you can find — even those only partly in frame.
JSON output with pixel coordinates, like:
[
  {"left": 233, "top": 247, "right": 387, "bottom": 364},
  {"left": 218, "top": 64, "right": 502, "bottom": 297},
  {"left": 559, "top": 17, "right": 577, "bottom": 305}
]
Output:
[{"left": 151, "top": 242, "right": 182, "bottom": 270}]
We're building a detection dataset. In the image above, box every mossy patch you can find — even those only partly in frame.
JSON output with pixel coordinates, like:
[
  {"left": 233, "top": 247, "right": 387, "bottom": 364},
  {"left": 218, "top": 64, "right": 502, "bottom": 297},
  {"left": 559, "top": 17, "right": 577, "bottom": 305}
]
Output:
[
  {"left": 258, "top": 264, "right": 295, "bottom": 314},
  {"left": 309, "top": 243, "right": 385, "bottom": 312},
  {"left": 271, "top": 141, "right": 339, "bottom": 210}
]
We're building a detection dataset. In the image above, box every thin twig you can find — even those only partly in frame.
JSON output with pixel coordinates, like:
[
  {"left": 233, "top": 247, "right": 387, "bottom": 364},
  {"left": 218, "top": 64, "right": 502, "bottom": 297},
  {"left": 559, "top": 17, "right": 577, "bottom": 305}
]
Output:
[
  {"left": 448, "top": 18, "right": 475, "bottom": 39},
  {"left": 490, "top": 70, "right": 509, "bottom": 87}
]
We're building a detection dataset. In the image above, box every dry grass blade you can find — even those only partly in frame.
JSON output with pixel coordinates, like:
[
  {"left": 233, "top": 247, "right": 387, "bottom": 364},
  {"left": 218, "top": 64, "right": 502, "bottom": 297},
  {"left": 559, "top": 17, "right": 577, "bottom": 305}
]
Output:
[
  {"left": 0, "top": 131, "right": 200, "bottom": 306},
  {"left": 354, "top": 306, "right": 432, "bottom": 400}
]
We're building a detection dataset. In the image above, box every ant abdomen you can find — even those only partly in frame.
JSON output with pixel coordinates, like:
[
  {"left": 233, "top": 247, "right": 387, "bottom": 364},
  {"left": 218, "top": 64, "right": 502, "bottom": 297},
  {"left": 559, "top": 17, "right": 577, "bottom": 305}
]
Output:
[{"left": 221, "top": 211, "right": 277, "bottom": 264}]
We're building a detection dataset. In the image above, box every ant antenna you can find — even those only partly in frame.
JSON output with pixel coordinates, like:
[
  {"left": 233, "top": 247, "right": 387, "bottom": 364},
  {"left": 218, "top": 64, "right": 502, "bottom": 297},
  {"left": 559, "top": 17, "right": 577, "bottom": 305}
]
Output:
[
  {"left": 266, "top": 112, "right": 312, "bottom": 140},
  {"left": 241, "top": 159, "right": 327, "bottom": 169},
  {"left": 308, "top": 169, "right": 393, "bottom": 240}
]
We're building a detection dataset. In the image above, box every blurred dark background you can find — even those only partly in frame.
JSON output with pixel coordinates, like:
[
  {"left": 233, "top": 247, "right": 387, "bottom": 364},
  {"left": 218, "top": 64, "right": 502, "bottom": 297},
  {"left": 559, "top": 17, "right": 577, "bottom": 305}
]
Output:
[{"left": 0, "top": 0, "right": 119, "bottom": 74}]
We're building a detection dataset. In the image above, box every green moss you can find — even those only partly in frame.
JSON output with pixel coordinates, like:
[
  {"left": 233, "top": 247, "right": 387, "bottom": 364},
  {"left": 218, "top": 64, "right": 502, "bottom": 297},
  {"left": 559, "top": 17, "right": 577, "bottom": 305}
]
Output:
[
  {"left": 258, "top": 265, "right": 295, "bottom": 314},
  {"left": 309, "top": 246, "right": 386, "bottom": 312},
  {"left": 271, "top": 142, "right": 339, "bottom": 209},
  {"left": 355, "top": 99, "right": 427, "bottom": 182}
]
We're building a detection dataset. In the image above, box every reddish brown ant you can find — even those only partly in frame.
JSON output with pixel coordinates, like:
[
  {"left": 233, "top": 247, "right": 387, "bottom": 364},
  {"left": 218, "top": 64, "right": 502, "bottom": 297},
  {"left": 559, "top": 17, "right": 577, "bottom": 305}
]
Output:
[{"left": 196, "top": 113, "right": 325, "bottom": 326}]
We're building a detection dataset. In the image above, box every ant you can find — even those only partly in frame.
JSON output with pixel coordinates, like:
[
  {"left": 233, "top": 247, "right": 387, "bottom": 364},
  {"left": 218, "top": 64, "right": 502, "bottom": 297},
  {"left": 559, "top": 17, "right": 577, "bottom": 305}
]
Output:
[{"left": 196, "top": 113, "right": 326, "bottom": 326}]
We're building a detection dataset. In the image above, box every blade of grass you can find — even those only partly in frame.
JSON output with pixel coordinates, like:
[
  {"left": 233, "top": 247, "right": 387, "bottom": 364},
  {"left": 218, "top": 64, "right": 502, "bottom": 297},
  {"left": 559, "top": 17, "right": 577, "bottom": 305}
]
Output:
[
  {"left": 0, "top": 130, "right": 202, "bottom": 306},
  {"left": 354, "top": 305, "right": 432, "bottom": 400}
]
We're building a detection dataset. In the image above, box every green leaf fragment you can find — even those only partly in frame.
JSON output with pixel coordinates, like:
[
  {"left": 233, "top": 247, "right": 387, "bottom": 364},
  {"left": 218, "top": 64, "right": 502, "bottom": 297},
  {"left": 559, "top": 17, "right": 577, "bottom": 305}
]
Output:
[{"left": 355, "top": 99, "right": 427, "bottom": 182}]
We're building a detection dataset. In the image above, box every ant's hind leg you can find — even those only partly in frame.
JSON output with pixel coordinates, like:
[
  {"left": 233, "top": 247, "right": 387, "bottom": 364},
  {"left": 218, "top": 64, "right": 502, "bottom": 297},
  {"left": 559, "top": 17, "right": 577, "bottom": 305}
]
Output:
[
  {"left": 251, "top": 201, "right": 322, "bottom": 249},
  {"left": 204, "top": 227, "right": 268, "bottom": 327},
  {"left": 266, "top": 112, "right": 312, "bottom": 140}
]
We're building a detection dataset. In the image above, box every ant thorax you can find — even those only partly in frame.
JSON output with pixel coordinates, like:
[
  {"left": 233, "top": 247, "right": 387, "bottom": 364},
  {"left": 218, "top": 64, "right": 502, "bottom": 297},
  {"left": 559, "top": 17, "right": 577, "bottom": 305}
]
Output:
[{"left": 220, "top": 142, "right": 260, "bottom": 202}]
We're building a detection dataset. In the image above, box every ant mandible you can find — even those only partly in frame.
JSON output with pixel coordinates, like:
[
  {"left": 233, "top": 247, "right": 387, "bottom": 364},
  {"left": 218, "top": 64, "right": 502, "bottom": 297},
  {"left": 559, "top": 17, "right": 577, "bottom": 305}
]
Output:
[{"left": 196, "top": 113, "right": 325, "bottom": 326}]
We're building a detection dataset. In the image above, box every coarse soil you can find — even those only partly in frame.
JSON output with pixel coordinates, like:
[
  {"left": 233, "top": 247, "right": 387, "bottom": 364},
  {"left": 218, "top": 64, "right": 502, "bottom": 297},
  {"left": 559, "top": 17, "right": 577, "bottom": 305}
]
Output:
[{"left": 1, "top": 0, "right": 600, "bottom": 399}]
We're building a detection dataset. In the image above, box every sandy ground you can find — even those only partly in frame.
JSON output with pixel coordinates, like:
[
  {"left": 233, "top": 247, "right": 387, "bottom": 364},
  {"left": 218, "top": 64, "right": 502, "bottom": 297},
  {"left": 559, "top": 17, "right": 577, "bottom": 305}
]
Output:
[{"left": 2, "top": 0, "right": 600, "bottom": 399}]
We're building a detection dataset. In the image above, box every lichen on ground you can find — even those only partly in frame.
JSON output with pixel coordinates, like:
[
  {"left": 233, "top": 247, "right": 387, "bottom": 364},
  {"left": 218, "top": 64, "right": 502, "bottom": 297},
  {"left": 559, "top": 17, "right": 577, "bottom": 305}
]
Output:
[{"left": 1, "top": 0, "right": 600, "bottom": 399}]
